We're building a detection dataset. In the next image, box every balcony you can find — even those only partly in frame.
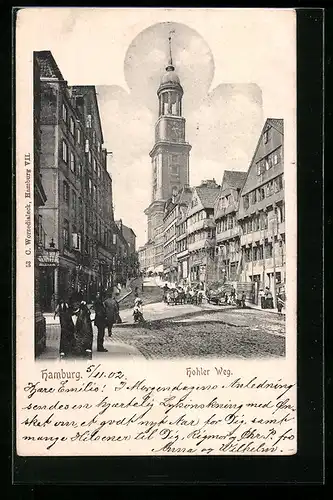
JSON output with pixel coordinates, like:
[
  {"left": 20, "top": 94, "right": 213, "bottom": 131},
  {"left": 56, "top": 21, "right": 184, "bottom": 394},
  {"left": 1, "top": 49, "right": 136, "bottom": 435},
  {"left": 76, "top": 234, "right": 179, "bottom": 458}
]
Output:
[
  {"left": 216, "top": 225, "right": 240, "bottom": 242},
  {"left": 188, "top": 237, "right": 216, "bottom": 253},
  {"left": 187, "top": 218, "right": 215, "bottom": 235},
  {"left": 241, "top": 231, "right": 263, "bottom": 246}
]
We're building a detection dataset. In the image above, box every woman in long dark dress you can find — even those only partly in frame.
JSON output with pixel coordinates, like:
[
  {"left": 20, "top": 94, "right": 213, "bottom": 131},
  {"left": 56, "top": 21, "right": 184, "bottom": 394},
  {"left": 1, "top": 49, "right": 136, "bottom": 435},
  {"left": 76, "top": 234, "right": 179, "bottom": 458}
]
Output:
[
  {"left": 93, "top": 293, "right": 108, "bottom": 352},
  {"left": 54, "top": 299, "right": 74, "bottom": 358},
  {"left": 103, "top": 295, "right": 119, "bottom": 337},
  {"left": 72, "top": 301, "right": 93, "bottom": 359}
]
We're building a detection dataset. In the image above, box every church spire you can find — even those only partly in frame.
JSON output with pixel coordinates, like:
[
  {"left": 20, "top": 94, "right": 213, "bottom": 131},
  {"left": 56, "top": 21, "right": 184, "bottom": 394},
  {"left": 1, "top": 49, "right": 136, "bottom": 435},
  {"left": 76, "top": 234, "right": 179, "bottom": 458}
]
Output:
[{"left": 166, "top": 31, "right": 175, "bottom": 72}]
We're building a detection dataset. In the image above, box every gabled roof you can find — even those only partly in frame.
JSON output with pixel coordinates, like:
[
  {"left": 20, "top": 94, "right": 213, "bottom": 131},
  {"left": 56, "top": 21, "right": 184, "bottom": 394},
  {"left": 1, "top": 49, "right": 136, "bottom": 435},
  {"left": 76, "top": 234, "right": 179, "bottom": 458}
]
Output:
[
  {"left": 196, "top": 185, "right": 220, "bottom": 209},
  {"left": 266, "top": 118, "right": 284, "bottom": 134},
  {"left": 177, "top": 186, "right": 193, "bottom": 206},
  {"left": 221, "top": 170, "right": 247, "bottom": 191},
  {"left": 240, "top": 117, "right": 284, "bottom": 197}
]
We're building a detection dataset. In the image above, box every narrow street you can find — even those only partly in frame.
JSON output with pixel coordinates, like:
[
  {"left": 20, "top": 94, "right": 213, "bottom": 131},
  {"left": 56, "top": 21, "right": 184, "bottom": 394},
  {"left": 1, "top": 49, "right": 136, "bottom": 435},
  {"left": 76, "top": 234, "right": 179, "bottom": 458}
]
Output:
[{"left": 37, "top": 277, "right": 285, "bottom": 361}]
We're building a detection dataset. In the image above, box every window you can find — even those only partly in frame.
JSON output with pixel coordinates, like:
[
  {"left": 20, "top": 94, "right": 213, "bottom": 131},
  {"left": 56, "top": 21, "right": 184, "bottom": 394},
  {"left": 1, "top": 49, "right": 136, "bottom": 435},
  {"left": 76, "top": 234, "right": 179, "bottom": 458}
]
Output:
[
  {"left": 77, "top": 127, "right": 81, "bottom": 144},
  {"left": 63, "top": 181, "right": 69, "bottom": 203},
  {"left": 69, "top": 117, "right": 75, "bottom": 136},
  {"left": 171, "top": 165, "right": 179, "bottom": 175},
  {"left": 62, "top": 104, "right": 67, "bottom": 122},
  {"left": 275, "top": 175, "right": 283, "bottom": 192},
  {"left": 86, "top": 114, "right": 92, "bottom": 128},
  {"left": 93, "top": 130, "right": 96, "bottom": 143},
  {"left": 93, "top": 184, "right": 97, "bottom": 202},
  {"left": 97, "top": 142, "right": 101, "bottom": 152},
  {"left": 63, "top": 219, "right": 69, "bottom": 249},
  {"left": 260, "top": 212, "right": 268, "bottom": 230},
  {"left": 78, "top": 163, "right": 83, "bottom": 177},
  {"left": 243, "top": 194, "right": 249, "bottom": 209},
  {"left": 85, "top": 139, "right": 89, "bottom": 153},
  {"left": 251, "top": 190, "right": 257, "bottom": 204},
  {"left": 72, "top": 232, "right": 82, "bottom": 251},
  {"left": 70, "top": 152, "right": 75, "bottom": 173},
  {"left": 88, "top": 178, "right": 92, "bottom": 194},
  {"left": 88, "top": 150, "right": 92, "bottom": 164},
  {"left": 113, "top": 234, "right": 117, "bottom": 245},
  {"left": 266, "top": 242, "right": 273, "bottom": 258},
  {"left": 97, "top": 164, "right": 101, "bottom": 178},
  {"left": 227, "top": 215, "right": 234, "bottom": 229},
  {"left": 263, "top": 128, "right": 271, "bottom": 144},
  {"left": 72, "top": 189, "right": 77, "bottom": 214},
  {"left": 93, "top": 158, "right": 97, "bottom": 172},
  {"left": 62, "top": 140, "right": 68, "bottom": 163}
]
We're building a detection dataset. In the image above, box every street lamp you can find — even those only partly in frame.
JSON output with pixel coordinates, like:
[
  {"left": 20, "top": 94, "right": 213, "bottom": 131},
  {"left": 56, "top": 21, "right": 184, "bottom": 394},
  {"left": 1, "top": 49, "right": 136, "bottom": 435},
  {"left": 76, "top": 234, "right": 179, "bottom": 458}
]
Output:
[{"left": 37, "top": 238, "right": 59, "bottom": 309}]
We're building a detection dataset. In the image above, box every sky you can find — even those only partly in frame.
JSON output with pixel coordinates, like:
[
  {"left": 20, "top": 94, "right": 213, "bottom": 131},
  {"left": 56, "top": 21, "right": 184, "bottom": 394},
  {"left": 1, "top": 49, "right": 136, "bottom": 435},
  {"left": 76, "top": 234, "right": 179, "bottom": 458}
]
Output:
[{"left": 17, "top": 8, "right": 296, "bottom": 247}]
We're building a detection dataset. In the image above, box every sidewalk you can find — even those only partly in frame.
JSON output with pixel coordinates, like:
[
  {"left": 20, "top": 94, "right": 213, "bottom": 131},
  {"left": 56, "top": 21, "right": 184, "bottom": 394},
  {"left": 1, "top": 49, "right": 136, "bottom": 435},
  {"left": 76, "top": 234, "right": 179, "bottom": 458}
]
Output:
[{"left": 245, "top": 301, "right": 285, "bottom": 316}]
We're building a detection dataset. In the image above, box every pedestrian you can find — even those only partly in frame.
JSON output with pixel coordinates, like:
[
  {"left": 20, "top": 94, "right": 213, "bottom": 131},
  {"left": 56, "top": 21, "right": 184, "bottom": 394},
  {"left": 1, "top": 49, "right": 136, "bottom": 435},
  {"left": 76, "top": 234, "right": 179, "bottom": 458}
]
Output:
[
  {"left": 231, "top": 286, "right": 236, "bottom": 301},
  {"left": 93, "top": 292, "right": 108, "bottom": 352},
  {"left": 72, "top": 300, "right": 93, "bottom": 359},
  {"left": 134, "top": 286, "right": 139, "bottom": 298},
  {"left": 163, "top": 283, "right": 169, "bottom": 303},
  {"left": 133, "top": 296, "right": 144, "bottom": 324},
  {"left": 265, "top": 287, "right": 273, "bottom": 309},
  {"left": 54, "top": 298, "right": 74, "bottom": 359},
  {"left": 103, "top": 293, "right": 120, "bottom": 337},
  {"left": 259, "top": 289, "right": 265, "bottom": 309},
  {"left": 277, "top": 293, "right": 284, "bottom": 316},
  {"left": 141, "top": 281, "right": 144, "bottom": 293},
  {"left": 241, "top": 291, "right": 246, "bottom": 308}
]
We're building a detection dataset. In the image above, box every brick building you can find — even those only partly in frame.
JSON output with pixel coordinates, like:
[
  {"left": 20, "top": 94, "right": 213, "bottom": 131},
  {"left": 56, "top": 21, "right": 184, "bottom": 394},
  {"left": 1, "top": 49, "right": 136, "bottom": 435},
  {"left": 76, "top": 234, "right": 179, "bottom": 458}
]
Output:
[
  {"left": 238, "top": 118, "right": 285, "bottom": 306},
  {"left": 35, "top": 51, "right": 117, "bottom": 309}
]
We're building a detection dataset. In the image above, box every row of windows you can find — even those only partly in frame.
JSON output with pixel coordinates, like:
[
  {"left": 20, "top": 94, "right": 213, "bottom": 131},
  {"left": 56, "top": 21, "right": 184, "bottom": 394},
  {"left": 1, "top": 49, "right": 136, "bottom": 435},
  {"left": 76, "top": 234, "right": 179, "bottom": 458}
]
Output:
[
  {"left": 188, "top": 229, "right": 215, "bottom": 244},
  {"left": 188, "top": 210, "right": 214, "bottom": 226},
  {"left": 61, "top": 138, "right": 105, "bottom": 182},
  {"left": 256, "top": 147, "right": 282, "bottom": 175},
  {"left": 216, "top": 215, "right": 236, "bottom": 233},
  {"left": 243, "top": 174, "right": 284, "bottom": 209},
  {"left": 243, "top": 241, "right": 282, "bottom": 262},
  {"left": 216, "top": 240, "right": 240, "bottom": 255},
  {"left": 177, "top": 239, "right": 187, "bottom": 253},
  {"left": 62, "top": 103, "right": 102, "bottom": 151},
  {"left": 176, "top": 221, "right": 187, "bottom": 236},
  {"left": 216, "top": 192, "right": 238, "bottom": 211}
]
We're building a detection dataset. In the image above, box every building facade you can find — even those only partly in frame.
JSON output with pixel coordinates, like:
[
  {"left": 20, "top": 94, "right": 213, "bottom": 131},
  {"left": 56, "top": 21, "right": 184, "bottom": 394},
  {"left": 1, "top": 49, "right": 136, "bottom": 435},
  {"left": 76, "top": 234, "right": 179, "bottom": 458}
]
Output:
[
  {"left": 186, "top": 180, "right": 220, "bottom": 287},
  {"left": 238, "top": 118, "right": 285, "bottom": 306},
  {"left": 143, "top": 37, "right": 191, "bottom": 273},
  {"left": 35, "top": 51, "right": 117, "bottom": 309},
  {"left": 214, "top": 171, "right": 247, "bottom": 283},
  {"left": 33, "top": 54, "right": 48, "bottom": 355}
]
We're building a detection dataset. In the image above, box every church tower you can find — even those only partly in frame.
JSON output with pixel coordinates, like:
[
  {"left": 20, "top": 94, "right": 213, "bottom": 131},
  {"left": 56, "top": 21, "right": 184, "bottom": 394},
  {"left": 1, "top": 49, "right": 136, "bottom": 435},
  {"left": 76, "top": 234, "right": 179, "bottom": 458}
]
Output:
[
  {"left": 149, "top": 36, "right": 192, "bottom": 202},
  {"left": 144, "top": 35, "right": 191, "bottom": 270}
]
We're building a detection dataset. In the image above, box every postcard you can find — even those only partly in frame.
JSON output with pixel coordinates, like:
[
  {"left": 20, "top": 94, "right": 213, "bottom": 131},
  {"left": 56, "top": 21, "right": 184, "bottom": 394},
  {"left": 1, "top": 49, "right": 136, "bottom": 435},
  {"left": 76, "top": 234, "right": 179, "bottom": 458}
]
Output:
[{"left": 16, "top": 7, "right": 297, "bottom": 457}]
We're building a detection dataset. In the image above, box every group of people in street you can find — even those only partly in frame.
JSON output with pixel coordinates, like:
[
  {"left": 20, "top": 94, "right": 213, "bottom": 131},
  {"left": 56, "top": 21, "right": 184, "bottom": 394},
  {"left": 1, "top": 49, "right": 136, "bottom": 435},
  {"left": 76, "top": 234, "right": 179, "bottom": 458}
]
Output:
[
  {"left": 162, "top": 283, "right": 204, "bottom": 306},
  {"left": 54, "top": 291, "right": 121, "bottom": 359},
  {"left": 259, "top": 286, "right": 284, "bottom": 315}
]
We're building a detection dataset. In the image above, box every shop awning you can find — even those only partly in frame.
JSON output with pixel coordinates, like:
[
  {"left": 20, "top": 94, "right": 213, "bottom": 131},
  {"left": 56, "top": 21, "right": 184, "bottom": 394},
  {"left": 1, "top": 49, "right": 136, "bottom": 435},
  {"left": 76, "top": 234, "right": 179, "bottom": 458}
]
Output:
[{"left": 154, "top": 265, "right": 164, "bottom": 273}]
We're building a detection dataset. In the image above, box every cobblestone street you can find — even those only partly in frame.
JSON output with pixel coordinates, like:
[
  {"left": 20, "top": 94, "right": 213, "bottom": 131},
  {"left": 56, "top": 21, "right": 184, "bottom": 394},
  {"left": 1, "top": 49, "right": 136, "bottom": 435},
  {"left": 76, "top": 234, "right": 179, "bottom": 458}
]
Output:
[{"left": 37, "top": 299, "right": 285, "bottom": 361}]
